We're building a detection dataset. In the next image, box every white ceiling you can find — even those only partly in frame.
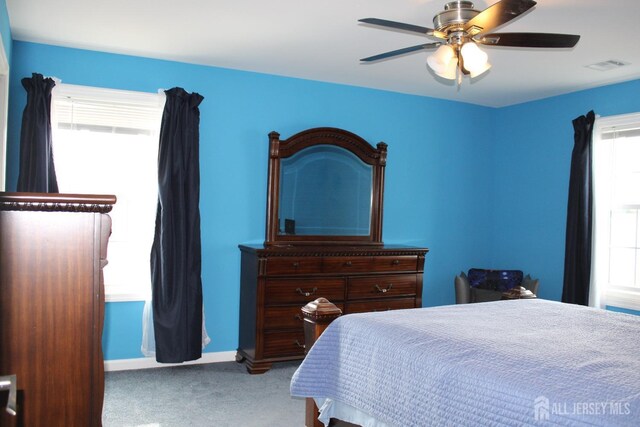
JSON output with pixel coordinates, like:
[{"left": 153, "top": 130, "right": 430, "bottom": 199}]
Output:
[{"left": 6, "top": 0, "right": 640, "bottom": 107}]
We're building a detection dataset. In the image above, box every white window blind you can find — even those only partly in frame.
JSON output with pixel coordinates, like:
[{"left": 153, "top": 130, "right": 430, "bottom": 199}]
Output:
[
  {"left": 53, "top": 84, "right": 164, "bottom": 133},
  {"left": 52, "top": 84, "right": 165, "bottom": 301},
  {"left": 591, "top": 112, "right": 640, "bottom": 311}
]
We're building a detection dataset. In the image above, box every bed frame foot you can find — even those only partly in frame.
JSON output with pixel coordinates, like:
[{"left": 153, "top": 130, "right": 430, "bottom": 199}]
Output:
[
  {"left": 301, "top": 298, "right": 343, "bottom": 427},
  {"left": 305, "top": 398, "right": 323, "bottom": 427}
]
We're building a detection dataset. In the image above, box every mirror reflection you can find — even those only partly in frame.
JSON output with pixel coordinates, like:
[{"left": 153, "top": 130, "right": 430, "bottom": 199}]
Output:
[{"left": 278, "top": 145, "right": 372, "bottom": 236}]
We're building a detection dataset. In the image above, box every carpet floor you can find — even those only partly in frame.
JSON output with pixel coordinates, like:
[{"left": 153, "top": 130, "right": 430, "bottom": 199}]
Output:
[{"left": 102, "top": 360, "right": 304, "bottom": 427}]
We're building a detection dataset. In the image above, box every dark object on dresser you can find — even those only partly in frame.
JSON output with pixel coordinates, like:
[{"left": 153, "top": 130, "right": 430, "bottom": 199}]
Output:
[
  {"left": 0, "top": 192, "right": 115, "bottom": 426},
  {"left": 237, "top": 127, "right": 428, "bottom": 374},
  {"left": 284, "top": 218, "right": 296, "bottom": 235}
]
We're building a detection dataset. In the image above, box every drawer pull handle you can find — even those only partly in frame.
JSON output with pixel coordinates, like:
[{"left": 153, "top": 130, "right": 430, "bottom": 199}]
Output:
[
  {"left": 375, "top": 284, "right": 393, "bottom": 293},
  {"left": 294, "top": 314, "right": 303, "bottom": 321},
  {"left": 392, "top": 260, "right": 400, "bottom": 265},
  {"left": 344, "top": 261, "right": 352, "bottom": 267},
  {"left": 296, "top": 287, "right": 318, "bottom": 297},
  {"left": 294, "top": 340, "right": 306, "bottom": 349},
  {"left": 292, "top": 262, "right": 300, "bottom": 268}
]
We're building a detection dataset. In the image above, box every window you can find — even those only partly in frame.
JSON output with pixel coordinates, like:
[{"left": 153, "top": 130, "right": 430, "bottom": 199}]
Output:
[
  {"left": 0, "top": 37, "right": 8, "bottom": 191},
  {"left": 51, "top": 84, "right": 164, "bottom": 301},
  {"left": 592, "top": 112, "right": 640, "bottom": 311}
]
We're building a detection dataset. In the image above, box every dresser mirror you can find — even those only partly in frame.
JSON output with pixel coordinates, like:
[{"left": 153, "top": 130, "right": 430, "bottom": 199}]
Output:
[
  {"left": 279, "top": 145, "right": 372, "bottom": 236},
  {"left": 265, "top": 127, "right": 387, "bottom": 246}
]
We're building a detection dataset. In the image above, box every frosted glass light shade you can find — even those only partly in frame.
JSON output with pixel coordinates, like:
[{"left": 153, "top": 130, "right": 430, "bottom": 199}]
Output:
[
  {"left": 469, "top": 61, "right": 492, "bottom": 78},
  {"left": 427, "top": 45, "right": 455, "bottom": 74},
  {"left": 435, "top": 57, "right": 458, "bottom": 80},
  {"left": 460, "top": 42, "right": 489, "bottom": 75}
]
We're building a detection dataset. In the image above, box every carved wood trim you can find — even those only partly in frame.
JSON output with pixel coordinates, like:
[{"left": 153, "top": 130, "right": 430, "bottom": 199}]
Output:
[
  {"left": 0, "top": 193, "right": 116, "bottom": 213},
  {"left": 376, "top": 142, "right": 388, "bottom": 166},
  {"left": 277, "top": 127, "right": 385, "bottom": 165},
  {"left": 243, "top": 245, "right": 429, "bottom": 259}
]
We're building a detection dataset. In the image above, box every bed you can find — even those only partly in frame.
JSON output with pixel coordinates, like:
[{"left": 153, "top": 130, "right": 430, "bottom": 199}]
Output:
[{"left": 290, "top": 299, "right": 640, "bottom": 426}]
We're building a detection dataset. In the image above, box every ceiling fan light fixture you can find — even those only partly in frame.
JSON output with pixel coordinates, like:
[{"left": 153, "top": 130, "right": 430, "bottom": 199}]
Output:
[
  {"left": 426, "top": 44, "right": 455, "bottom": 74},
  {"left": 360, "top": 0, "right": 580, "bottom": 85},
  {"left": 434, "top": 57, "right": 458, "bottom": 80},
  {"left": 460, "top": 42, "right": 489, "bottom": 74},
  {"left": 469, "top": 61, "right": 491, "bottom": 78}
]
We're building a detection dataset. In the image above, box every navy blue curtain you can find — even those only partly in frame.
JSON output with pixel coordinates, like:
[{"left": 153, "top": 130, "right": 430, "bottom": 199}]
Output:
[
  {"left": 150, "top": 88, "right": 204, "bottom": 363},
  {"left": 562, "top": 110, "right": 596, "bottom": 305},
  {"left": 17, "top": 73, "right": 59, "bottom": 192}
]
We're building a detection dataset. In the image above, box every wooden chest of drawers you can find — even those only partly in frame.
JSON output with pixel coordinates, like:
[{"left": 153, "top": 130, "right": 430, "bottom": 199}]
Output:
[
  {"left": 0, "top": 193, "right": 115, "bottom": 426},
  {"left": 236, "top": 244, "right": 428, "bottom": 374}
]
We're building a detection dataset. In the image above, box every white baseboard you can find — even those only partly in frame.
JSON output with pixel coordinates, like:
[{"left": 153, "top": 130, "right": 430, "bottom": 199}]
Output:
[{"left": 104, "top": 351, "right": 236, "bottom": 372}]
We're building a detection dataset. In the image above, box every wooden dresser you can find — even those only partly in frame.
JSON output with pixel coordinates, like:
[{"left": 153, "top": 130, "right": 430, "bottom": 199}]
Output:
[
  {"left": 0, "top": 193, "right": 115, "bottom": 426},
  {"left": 236, "top": 244, "right": 428, "bottom": 374},
  {"left": 237, "top": 127, "right": 429, "bottom": 374}
]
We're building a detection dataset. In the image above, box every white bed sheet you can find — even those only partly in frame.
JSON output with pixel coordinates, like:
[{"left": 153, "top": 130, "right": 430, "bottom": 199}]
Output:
[{"left": 315, "top": 397, "right": 391, "bottom": 427}]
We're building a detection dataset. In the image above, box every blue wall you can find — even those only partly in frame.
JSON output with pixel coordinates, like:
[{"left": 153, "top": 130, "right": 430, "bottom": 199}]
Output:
[
  {"left": 6, "top": 40, "right": 639, "bottom": 360},
  {"left": 0, "top": 0, "right": 11, "bottom": 64},
  {"left": 7, "top": 41, "right": 495, "bottom": 359},
  {"left": 489, "top": 79, "right": 640, "bottom": 301}
]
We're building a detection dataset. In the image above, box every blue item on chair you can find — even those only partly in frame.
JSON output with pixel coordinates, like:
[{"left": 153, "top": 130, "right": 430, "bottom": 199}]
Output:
[
  {"left": 455, "top": 270, "right": 539, "bottom": 304},
  {"left": 468, "top": 268, "right": 523, "bottom": 292}
]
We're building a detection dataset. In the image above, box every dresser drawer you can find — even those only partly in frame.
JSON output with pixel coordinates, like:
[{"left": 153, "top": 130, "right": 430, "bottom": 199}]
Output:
[
  {"left": 263, "top": 303, "right": 345, "bottom": 329},
  {"left": 263, "top": 306, "right": 305, "bottom": 330},
  {"left": 371, "top": 255, "right": 418, "bottom": 272},
  {"left": 322, "top": 256, "right": 373, "bottom": 273},
  {"left": 265, "top": 278, "right": 345, "bottom": 305},
  {"left": 348, "top": 274, "right": 417, "bottom": 299},
  {"left": 263, "top": 330, "right": 306, "bottom": 358},
  {"left": 265, "top": 257, "right": 322, "bottom": 275},
  {"left": 345, "top": 297, "right": 417, "bottom": 314}
]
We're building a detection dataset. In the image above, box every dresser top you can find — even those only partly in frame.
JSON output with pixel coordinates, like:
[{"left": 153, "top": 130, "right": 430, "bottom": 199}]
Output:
[
  {"left": 239, "top": 243, "right": 428, "bottom": 257},
  {"left": 0, "top": 192, "right": 117, "bottom": 213}
]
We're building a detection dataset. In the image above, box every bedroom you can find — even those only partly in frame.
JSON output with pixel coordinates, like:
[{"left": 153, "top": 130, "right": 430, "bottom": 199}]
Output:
[{"left": 0, "top": 0, "right": 639, "bottom": 425}]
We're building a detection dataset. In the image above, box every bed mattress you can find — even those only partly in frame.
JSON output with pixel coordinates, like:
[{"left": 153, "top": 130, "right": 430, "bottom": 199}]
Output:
[{"left": 290, "top": 299, "right": 640, "bottom": 426}]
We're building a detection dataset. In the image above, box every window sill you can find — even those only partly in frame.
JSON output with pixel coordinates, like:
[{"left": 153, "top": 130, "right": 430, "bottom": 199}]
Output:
[
  {"left": 605, "top": 288, "right": 640, "bottom": 312},
  {"left": 105, "top": 288, "right": 149, "bottom": 303}
]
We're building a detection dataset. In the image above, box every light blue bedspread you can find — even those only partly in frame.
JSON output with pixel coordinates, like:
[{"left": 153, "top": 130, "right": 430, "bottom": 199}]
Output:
[{"left": 290, "top": 299, "right": 640, "bottom": 426}]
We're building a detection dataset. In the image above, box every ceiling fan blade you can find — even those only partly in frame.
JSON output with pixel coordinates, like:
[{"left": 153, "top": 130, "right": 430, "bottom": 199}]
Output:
[
  {"left": 360, "top": 43, "right": 441, "bottom": 62},
  {"left": 476, "top": 32, "right": 580, "bottom": 48},
  {"left": 465, "top": 0, "right": 537, "bottom": 35},
  {"left": 358, "top": 18, "right": 446, "bottom": 39}
]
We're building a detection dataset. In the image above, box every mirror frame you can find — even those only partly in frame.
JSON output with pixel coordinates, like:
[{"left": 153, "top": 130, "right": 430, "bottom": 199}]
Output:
[{"left": 265, "top": 127, "right": 387, "bottom": 246}]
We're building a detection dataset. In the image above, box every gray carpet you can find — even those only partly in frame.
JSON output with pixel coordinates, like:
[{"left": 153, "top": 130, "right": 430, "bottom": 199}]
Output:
[{"left": 102, "top": 360, "right": 305, "bottom": 427}]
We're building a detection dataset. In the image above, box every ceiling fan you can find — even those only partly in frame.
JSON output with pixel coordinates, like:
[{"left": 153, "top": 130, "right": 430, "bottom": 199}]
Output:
[{"left": 359, "top": 0, "right": 580, "bottom": 83}]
